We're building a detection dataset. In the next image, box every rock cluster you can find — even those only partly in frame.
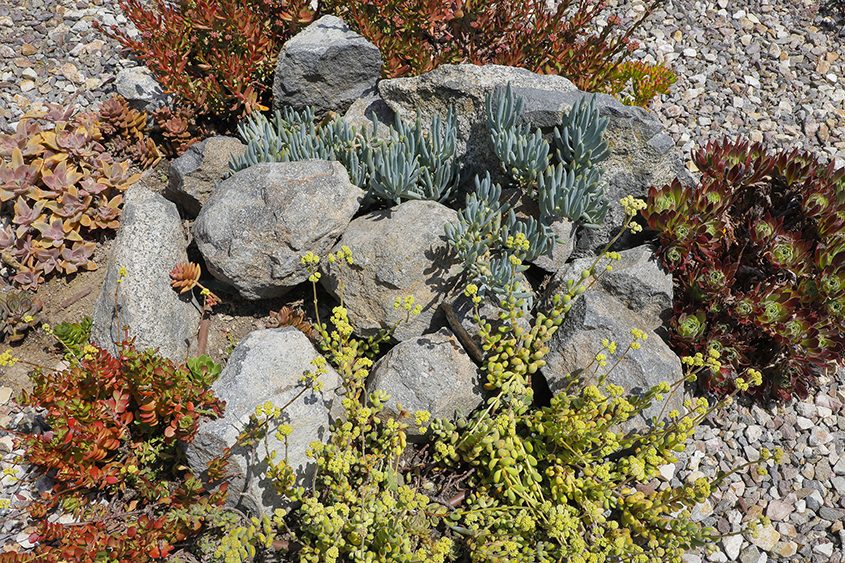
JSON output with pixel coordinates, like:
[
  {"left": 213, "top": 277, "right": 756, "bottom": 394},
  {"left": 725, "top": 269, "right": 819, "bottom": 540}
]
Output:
[{"left": 5, "top": 6, "right": 842, "bottom": 559}]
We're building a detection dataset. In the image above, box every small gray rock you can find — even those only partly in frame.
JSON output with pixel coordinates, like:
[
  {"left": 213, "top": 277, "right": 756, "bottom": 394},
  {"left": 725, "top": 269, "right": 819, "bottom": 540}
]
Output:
[
  {"left": 272, "top": 15, "right": 382, "bottom": 116},
  {"left": 113, "top": 66, "right": 168, "bottom": 111},
  {"left": 556, "top": 245, "right": 672, "bottom": 331},
  {"left": 194, "top": 161, "right": 364, "bottom": 300},
  {"left": 530, "top": 219, "right": 575, "bottom": 274},
  {"left": 166, "top": 136, "right": 246, "bottom": 218},
  {"left": 322, "top": 199, "right": 462, "bottom": 341},
  {"left": 186, "top": 328, "right": 340, "bottom": 515},
  {"left": 367, "top": 328, "right": 482, "bottom": 435},
  {"left": 92, "top": 183, "right": 200, "bottom": 360},
  {"left": 542, "top": 290, "right": 683, "bottom": 425}
]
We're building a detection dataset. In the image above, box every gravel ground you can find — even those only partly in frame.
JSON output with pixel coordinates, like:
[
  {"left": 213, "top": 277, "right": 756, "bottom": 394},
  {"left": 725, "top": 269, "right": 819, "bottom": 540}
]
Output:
[
  {"left": 680, "top": 374, "right": 845, "bottom": 562},
  {"left": 0, "top": 0, "right": 136, "bottom": 131},
  {"left": 612, "top": 0, "right": 845, "bottom": 165}
]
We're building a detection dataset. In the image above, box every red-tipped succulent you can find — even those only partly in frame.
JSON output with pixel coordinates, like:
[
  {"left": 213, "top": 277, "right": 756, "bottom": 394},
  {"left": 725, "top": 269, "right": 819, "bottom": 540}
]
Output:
[{"left": 644, "top": 138, "right": 845, "bottom": 400}]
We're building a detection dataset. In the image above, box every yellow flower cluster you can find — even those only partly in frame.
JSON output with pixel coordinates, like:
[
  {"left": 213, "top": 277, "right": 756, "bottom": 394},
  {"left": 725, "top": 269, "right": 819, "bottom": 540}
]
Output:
[{"left": 0, "top": 350, "right": 18, "bottom": 367}]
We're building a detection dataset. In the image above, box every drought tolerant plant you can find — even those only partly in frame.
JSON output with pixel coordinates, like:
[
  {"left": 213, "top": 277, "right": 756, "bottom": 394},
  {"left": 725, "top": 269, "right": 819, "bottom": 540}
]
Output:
[
  {"left": 0, "top": 290, "right": 42, "bottom": 343},
  {"left": 320, "top": 0, "right": 675, "bottom": 106},
  {"left": 431, "top": 197, "right": 778, "bottom": 561},
  {"left": 446, "top": 85, "right": 609, "bottom": 302},
  {"left": 213, "top": 248, "right": 452, "bottom": 562},
  {"left": 643, "top": 138, "right": 845, "bottom": 400},
  {"left": 0, "top": 104, "right": 139, "bottom": 289},
  {"left": 100, "top": 0, "right": 315, "bottom": 124},
  {"left": 97, "top": 95, "right": 163, "bottom": 169},
  {"left": 233, "top": 105, "right": 461, "bottom": 204},
  {"left": 209, "top": 202, "right": 775, "bottom": 561},
  {"left": 0, "top": 337, "right": 229, "bottom": 562}
]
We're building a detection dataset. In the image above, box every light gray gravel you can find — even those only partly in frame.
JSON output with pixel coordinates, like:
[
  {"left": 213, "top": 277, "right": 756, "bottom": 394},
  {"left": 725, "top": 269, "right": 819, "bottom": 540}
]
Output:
[
  {"left": 676, "top": 371, "right": 845, "bottom": 562},
  {"left": 611, "top": 0, "right": 845, "bottom": 166},
  {"left": 0, "top": 0, "right": 137, "bottom": 131}
]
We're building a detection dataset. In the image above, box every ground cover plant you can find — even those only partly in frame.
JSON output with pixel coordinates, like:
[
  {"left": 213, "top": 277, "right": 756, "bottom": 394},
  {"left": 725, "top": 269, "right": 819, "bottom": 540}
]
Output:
[
  {"left": 320, "top": 0, "right": 676, "bottom": 106},
  {"left": 0, "top": 319, "right": 230, "bottom": 562},
  {"left": 0, "top": 104, "right": 140, "bottom": 290},
  {"left": 644, "top": 139, "right": 845, "bottom": 400},
  {"left": 205, "top": 204, "right": 777, "bottom": 562},
  {"left": 100, "top": 0, "right": 315, "bottom": 125}
]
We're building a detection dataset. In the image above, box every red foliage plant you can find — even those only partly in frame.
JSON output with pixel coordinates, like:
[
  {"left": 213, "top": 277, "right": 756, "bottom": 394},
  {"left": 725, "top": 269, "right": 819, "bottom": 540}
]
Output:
[
  {"left": 320, "top": 0, "right": 675, "bottom": 105},
  {"left": 644, "top": 139, "right": 845, "bottom": 401},
  {"left": 0, "top": 344, "right": 229, "bottom": 562},
  {"left": 99, "top": 0, "right": 315, "bottom": 122}
]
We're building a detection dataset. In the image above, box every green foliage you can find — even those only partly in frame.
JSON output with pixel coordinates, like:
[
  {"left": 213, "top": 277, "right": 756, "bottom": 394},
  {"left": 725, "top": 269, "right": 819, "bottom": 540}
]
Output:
[
  {"left": 0, "top": 104, "right": 139, "bottom": 289},
  {"left": 432, "top": 202, "right": 774, "bottom": 562},
  {"left": 643, "top": 139, "right": 845, "bottom": 400},
  {"left": 233, "top": 105, "right": 461, "bottom": 204},
  {"left": 487, "top": 85, "right": 610, "bottom": 228},
  {"left": 0, "top": 290, "right": 42, "bottom": 343},
  {"left": 447, "top": 86, "right": 610, "bottom": 302},
  {"left": 445, "top": 173, "right": 553, "bottom": 305},
  {"left": 50, "top": 316, "right": 92, "bottom": 359},
  {"left": 3, "top": 343, "right": 228, "bottom": 561},
  {"left": 101, "top": 0, "right": 315, "bottom": 123},
  {"left": 321, "top": 0, "right": 674, "bottom": 106},
  {"left": 211, "top": 215, "right": 768, "bottom": 561}
]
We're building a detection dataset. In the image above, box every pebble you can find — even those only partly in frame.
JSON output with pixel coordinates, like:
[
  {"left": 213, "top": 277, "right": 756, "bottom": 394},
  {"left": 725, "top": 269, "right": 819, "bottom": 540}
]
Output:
[
  {"left": 0, "top": 0, "right": 138, "bottom": 132},
  {"left": 609, "top": 0, "right": 845, "bottom": 162},
  {"left": 748, "top": 524, "right": 780, "bottom": 552}
]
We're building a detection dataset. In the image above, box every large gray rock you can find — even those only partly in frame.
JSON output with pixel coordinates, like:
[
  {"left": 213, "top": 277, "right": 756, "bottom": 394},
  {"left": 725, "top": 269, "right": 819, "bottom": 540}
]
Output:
[
  {"left": 194, "top": 161, "right": 364, "bottom": 300},
  {"left": 367, "top": 328, "right": 482, "bottom": 436},
  {"left": 542, "top": 290, "right": 683, "bottom": 426},
  {"left": 114, "top": 66, "right": 168, "bottom": 112},
  {"left": 379, "top": 64, "right": 577, "bottom": 184},
  {"left": 186, "top": 328, "right": 341, "bottom": 515},
  {"left": 272, "top": 15, "right": 382, "bottom": 116},
  {"left": 166, "top": 136, "right": 246, "bottom": 218},
  {"left": 555, "top": 245, "right": 672, "bottom": 331},
  {"left": 321, "top": 200, "right": 462, "bottom": 341},
  {"left": 92, "top": 183, "right": 199, "bottom": 360},
  {"left": 379, "top": 64, "right": 688, "bottom": 252}
]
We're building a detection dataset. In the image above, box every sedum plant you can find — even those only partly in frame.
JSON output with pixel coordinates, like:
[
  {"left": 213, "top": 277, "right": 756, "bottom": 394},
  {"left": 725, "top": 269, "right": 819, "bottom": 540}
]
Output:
[
  {"left": 447, "top": 85, "right": 610, "bottom": 302},
  {"left": 0, "top": 104, "right": 139, "bottom": 289},
  {"left": 232, "top": 105, "right": 461, "bottom": 204},
  {"left": 211, "top": 207, "right": 774, "bottom": 561},
  {"left": 433, "top": 198, "right": 776, "bottom": 561},
  {"left": 644, "top": 138, "right": 845, "bottom": 400},
  {"left": 97, "top": 95, "right": 163, "bottom": 169},
  {"left": 213, "top": 249, "right": 452, "bottom": 562},
  {"left": 1, "top": 338, "right": 229, "bottom": 562},
  {"left": 0, "top": 290, "right": 43, "bottom": 343},
  {"left": 100, "top": 0, "right": 315, "bottom": 123}
]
